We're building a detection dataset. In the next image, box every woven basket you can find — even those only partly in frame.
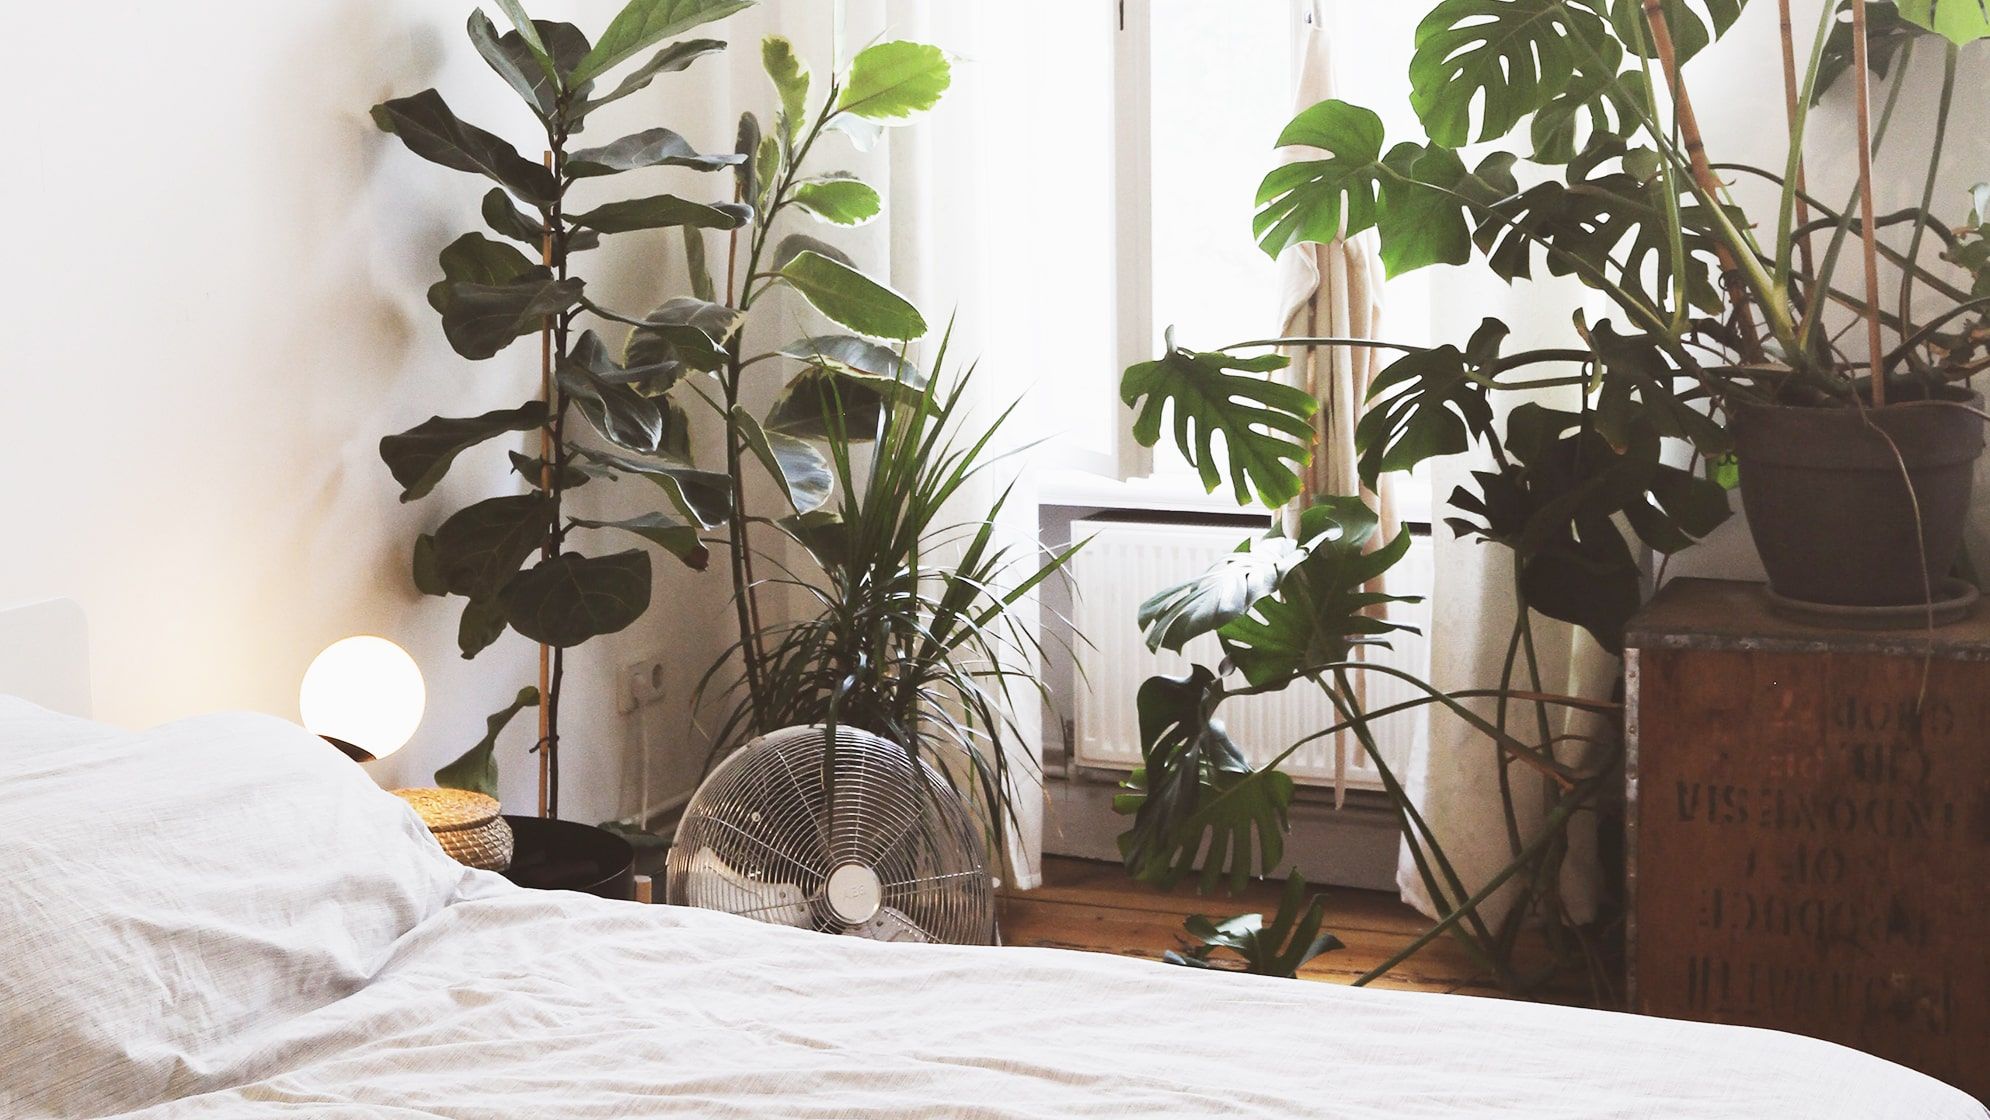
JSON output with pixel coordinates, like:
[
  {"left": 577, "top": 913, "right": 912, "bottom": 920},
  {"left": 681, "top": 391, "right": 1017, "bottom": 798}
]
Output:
[{"left": 392, "top": 788, "right": 514, "bottom": 871}]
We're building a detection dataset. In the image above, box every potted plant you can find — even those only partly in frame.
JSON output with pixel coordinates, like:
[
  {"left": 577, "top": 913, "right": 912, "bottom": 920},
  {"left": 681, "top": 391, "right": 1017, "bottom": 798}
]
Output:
[
  {"left": 370, "top": 0, "right": 751, "bottom": 823},
  {"left": 1115, "top": 0, "right": 1989, "bottom": 993}
]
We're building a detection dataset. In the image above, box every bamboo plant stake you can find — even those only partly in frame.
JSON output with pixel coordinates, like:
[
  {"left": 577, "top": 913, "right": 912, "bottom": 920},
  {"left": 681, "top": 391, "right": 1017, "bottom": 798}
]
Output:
[
  {"left": 1777, "top": 0, "right": 1817, "bottom": 283},
  {"left": 1849, "top": 0, "right": 1888, "bottom": 405},
  {"left": 537, "top": 150, "right": 555, "bottom": 819}
]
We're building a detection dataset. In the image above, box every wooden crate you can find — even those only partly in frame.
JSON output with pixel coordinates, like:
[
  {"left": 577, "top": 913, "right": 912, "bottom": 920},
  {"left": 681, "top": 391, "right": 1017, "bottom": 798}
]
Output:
[{"left": 1625, "top": 579, "right": 1990, "bottom": 1101}]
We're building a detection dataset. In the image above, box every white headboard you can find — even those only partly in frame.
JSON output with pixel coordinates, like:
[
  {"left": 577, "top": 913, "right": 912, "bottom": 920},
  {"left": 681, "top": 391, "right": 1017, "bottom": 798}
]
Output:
[{"left": 0, "top": 599, "right": 91, "bottom": 717}]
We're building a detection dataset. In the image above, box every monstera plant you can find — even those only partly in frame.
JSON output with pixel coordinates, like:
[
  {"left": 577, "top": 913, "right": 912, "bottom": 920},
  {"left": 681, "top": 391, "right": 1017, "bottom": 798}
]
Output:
[
  {"left": 372, "top": 0, "right": 946, "bottom": 815},
  {"left": 1120, "top": 0, "right": 1989, "bottom": 994}
]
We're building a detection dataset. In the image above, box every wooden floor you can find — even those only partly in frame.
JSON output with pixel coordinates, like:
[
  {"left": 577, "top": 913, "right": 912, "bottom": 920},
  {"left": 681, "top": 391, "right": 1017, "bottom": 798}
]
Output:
[{"left": 1000, "top": 856, "right": 1515, "bottom": 997}]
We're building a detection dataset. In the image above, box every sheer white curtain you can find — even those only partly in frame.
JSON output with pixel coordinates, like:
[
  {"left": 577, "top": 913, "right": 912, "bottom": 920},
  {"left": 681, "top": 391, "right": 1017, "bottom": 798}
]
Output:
[{"left": 758, "top": 1, "right": 1055, "bottom": 887}]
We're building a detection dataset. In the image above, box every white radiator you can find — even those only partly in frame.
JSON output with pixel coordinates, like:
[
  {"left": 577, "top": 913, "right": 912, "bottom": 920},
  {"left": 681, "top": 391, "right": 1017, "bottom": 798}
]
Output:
[{"left": 1069, "top": 518, "right": 1432, "bottom": 789}]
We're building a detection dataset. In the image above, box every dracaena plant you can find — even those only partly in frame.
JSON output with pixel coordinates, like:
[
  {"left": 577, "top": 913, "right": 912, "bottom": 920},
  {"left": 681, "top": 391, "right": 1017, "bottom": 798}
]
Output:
[{"left": 1116, "top": 0, "right": 1990, "bottom": 997}]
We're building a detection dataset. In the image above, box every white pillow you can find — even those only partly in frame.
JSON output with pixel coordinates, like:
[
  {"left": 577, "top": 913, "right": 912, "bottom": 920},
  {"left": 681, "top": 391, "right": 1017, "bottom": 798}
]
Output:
[{"left": 0, "top": 697, "right": 471, "bottom": 1117}]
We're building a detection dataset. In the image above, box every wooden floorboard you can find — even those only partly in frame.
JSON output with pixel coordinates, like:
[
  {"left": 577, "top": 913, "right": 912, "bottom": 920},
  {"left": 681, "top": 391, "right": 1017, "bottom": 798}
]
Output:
[{"left": 999, "top": 856, "right": 1512, "bottom": 997}]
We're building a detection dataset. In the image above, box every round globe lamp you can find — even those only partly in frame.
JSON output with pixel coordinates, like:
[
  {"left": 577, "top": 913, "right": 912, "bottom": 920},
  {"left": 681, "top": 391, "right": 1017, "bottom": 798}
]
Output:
[{"left": 300, "top": 636, "right": 425, "bottom": 763}]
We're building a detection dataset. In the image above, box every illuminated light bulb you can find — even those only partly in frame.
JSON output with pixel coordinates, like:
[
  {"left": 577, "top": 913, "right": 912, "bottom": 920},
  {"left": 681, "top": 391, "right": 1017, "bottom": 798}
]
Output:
[{"left": 300, "top": 636, "right": 425, "bottom": 762}]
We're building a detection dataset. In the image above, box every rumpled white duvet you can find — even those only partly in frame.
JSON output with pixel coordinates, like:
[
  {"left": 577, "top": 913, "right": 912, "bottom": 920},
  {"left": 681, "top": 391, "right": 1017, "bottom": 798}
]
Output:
[{"left": 2, "top": 698, "right": 1981, "bottom": 1119}]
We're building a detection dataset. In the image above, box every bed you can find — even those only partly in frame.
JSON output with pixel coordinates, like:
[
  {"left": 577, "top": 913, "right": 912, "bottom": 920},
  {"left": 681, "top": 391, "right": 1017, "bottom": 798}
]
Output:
[{"left": 0, "top": 617, "right": 1981, "bottom": 1118}]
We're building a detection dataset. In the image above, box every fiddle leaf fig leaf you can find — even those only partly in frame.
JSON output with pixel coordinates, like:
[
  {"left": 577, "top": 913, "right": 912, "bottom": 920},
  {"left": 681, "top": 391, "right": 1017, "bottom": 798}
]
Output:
[
  {"left": 434, "top": 232, "right": 536, "bottom": 291},
  {"left": 567, "top": 127, "right": 742, "bottom": 177},
  {"left": 431, "top": 493, "right": 554, "bottom": 602},
  {"left": 1355, "top": 343, "right": 1495, "bottom": 488},
  {"left": 412, "top": 533, "right": 448, "bottom": 596},
  {"left": 569, "top": 0, "right": 753, "bottom": 87},
  {"left": 778, "top": 250, "right": 928, "bottom": 340},
  {"left": 370, "top": 89, "right": 557, "bottom": 206},
  {"left": 1898, "top": 0, "right": 1990, "bottom": 43},
  {"left": 763, "top": 35, "right": 810, "bottom": 139},
  {"left": 456, "top": 596, "right": 509, "bottom": 660},
  {"left": 559, "top": 331, "right": 665, "bottom": 452},
  {"left": 1409, "top": 0, "right": 1618, "bottom": 148},
  {"left": 468, "top": 10, "right": 549, "bottom": 114},
  {"left": 434, "top": 686, "right": 539, "bottom": 794},
  {"left": 578, "top": 448, "right": 732, "bottom": 528},
  {"left": 1113, "top": 666, "right": 1294, "bottom": 894},
  {"left": 794, "top": 175, "right": 881, "bottom": 225},
  {"left": 835, "top": 40, "right": 950, "bottom": 121},
  {"left": 380, "top": 401, "right": 549, "bottom": 501},
  {"left": 1120, "top": 332, "right": 1315, "bottom": 507},
  {"left": 499, "top": 550, "right": 654, "bottom": 648},
  {"left": 569, "top": 193, "right": 750, "bottom": 233},
  {"left": 734, "top": 406, "right": 833, "bottom": 513},
  {"left": 579, "top": 38, "right": 725, "bottom": 114},
  {"left": 571, "top": 512, "right": 710, "bottom": 570},
  {"left": 479, "top": 190, "right": 599, "bottom": 253},
  {"left": 624, "top": 296, "right": 743, "bottom": 372},
  {"left": 429, "top": 271, "right": 584, "bottom": 360}
]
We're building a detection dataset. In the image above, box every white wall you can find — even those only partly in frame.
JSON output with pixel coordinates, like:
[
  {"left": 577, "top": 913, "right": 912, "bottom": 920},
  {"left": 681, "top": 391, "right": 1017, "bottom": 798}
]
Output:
[{"left": 0, "top": 0, "right": 769, "bottom": 824}]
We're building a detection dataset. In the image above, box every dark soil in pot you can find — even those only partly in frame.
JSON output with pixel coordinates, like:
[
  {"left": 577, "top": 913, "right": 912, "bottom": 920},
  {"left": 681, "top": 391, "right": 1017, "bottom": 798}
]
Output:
[
  {"left": 501, "top": 815, "right": 637, "bottom": 900},
  {"left": 1732, "top": 388, "right": 1985, "bottom": 608}
]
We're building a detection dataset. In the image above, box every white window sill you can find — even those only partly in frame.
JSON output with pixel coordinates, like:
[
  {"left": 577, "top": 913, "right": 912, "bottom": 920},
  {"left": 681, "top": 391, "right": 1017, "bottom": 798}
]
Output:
[{"left": 1035, "top": 467, "right": 1273, "bottom": 517}]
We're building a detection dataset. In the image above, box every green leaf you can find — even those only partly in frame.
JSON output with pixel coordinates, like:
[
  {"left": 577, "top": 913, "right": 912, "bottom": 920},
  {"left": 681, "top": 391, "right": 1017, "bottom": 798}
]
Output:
[
  {"left": 380, "top": 401, "right": 548, "bottom": 501},
  {"left": 1409, "top": 0, "right": 1617, "bottom": 148},
  {"left": 433, "top": 232, "right": 536, "bottom": 293},
  {"left": 1220, "top": 499, "right": 1420, "bottom": 688},
  {"left": 1355, "top": 343, "right": 1495, "bottom": 488},
  {"left": 480, "top": 189, "right": 600, "bottom": 253},
  {"left": 578, "top": 448, "right": 732, "bottom": 528},
  {"left": 430, "top": 271, "right": 584, "bottom": 360},
  {"left": 568, "top": 127, "right": 742, "bottom": 177},
  {"left": 412, "top": 533, "right": 448, "bottom": 596},
  {"left": 763, "top": 35, "right": 810, "bottom": 139},
  {"left": 579, "top": 38, "right": 725, "bottom": 115},
  {"left": 793, "top": 174, "right": 881, "bottom": 225},
  {"left": 434, "top": 686, "right": 539, "bottom": 794},
  {"left": 1166, "top": 873, "right": 1343, "bottom": 977},
  {"left": 370, "top": 89, "right": 557, "bottom": 205},
  {"left": 753, "top": 133, "right": 782, "bottom": 212},
  {"left": 735, "top": 112, "right": 764, "bottom": 208},
  {"left": 1113, "top": 666, "right": 1294, "bottom": 894},
  {"left": 1252, "top": 101, "right": 1473, "bottom": 274},
  {"left": 778, "top": 250, "right": 928, "bottom": 340},
  {"left": 570, "top": 513, "right": 710, "bottom": 570},
  {"left": 779, "top": 334, "right": 925, "bottom": 391},
  {"left": 624, "top": 296, "right": 743, "bottom": 373},
  {"left": 734, "top": 406, "right": 833, "bottom": 514},
  {"left": 569, "top": 0, "right": 753, "bottom": 87},
  {"left": 1136, "top": 533, "right": 1309, "bottom": 654},
  {"left": 773, "top": 233, "right": 855, "bottom": 270},
  {"left": 569, "top": 194, "right": 750, "bottom": 234},
  {"left": 431, "top": 493, "right": 554, "bottom": 602},
  {"left": 500, "top": 550, "right": 654, "bottom": 647},
  {"left": 835, "top": 40, "right": 950, "bottom": 121},
  {"left": 1899, "top": 0, "right": 1990, "bottom": 43},
  {"left": 468, "top": 10, "right": 550, "bottom": 114},
  {"left": 1119, "top": 332, "right": 1315, "bottom": 507},
  {"left": 1610, "top": 0, "right": 1746, "bottom": 63},
  {"left": 559, "top": 331, "right": 666, "bottom": 452},
  {"left": 456, "top": 596, "right": 509, "bottom": 659},
  {"left": 1815, "top": 1, "right": 1920, "bottom": 101},
  {"left": 764, "top": 370, "right": 890, "bottom": 439},
  {"left": 683, "top": 227, "right": 716, "bottom": 302}
]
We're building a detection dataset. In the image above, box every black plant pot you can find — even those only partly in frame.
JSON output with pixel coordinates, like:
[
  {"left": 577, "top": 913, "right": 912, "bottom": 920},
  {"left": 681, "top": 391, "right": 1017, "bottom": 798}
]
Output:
[
  {"left": 1732, "top": 390, "right": 1985, "bottom": 613},
  {"left": 500, "top": 815, "right": 636, "bottom": 901}
]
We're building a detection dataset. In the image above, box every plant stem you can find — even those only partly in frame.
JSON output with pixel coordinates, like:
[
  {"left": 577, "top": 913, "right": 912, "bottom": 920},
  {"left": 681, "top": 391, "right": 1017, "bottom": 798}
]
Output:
[
  {"left": 1898, "top": 44, "right": 1960, "bottom": 379},
  {"left": 1849, "top": 0, "right": 1888, "bottom": 405},
  {"left": 1776, "top": 0, "right": 1818, "bottom": 284}
]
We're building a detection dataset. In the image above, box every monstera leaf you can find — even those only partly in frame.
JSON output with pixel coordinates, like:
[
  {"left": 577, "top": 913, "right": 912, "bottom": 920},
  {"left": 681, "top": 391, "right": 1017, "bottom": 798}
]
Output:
[
  {"left": 1219, "top": 499, "right": 1419, "bottom": 689},
  {"left": 1252, "top": 100, "right": 1475, "bottom": 274},
  {"left": 434, "top": 686, "right": 540, "bottom": 795},
  {"left": 499, "top": 550, "right": 653, "bottom": 647},
  {"left": 1409, "top": 0, "right": 1619, "bottom": 148},
  {"left": 1120, "top": 330, "right": 1316, "bottom": 507},
  {"left": 1355, "top": 341, "right": 1495, "bottom": 488},
  {"left": 1165, "top": 873, "right": 1344, "bottom": 978},
  {"left": 1114, "top": 667, "right": 1296, "bottom": 894},
  {"left": 1609, "top": 0, "right": 1746, "bottom": 63},
  {"left": 1137, "top": 533, "right": 1311, "bottom": 654},
  {"left": 1899, "top": 0, "right": 1990, "bottom": 43}
]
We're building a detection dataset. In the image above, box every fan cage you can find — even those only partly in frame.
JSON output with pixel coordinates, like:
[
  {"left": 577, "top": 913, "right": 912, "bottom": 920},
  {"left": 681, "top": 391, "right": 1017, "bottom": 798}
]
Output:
[{"left": 665, "top": 725, "right": 997, "bottom": 945}]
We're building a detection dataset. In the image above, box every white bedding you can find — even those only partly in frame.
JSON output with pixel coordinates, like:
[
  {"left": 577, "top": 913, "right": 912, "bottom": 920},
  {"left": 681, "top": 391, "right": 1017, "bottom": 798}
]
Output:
[{"left": 3, "top": 698, "right": 1982, "bottom": 1119}]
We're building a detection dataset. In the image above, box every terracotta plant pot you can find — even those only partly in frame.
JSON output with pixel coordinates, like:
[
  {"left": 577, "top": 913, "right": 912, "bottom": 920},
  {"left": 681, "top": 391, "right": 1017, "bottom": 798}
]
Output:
[{"left": 1732, "top": 391, "right": 1985, "bottom": 609}]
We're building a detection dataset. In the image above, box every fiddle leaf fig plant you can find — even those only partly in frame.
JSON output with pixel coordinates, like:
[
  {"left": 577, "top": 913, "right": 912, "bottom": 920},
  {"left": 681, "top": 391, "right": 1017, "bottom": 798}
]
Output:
[{"left": 372, "top": 0, "right": 748, "bottom": 812}]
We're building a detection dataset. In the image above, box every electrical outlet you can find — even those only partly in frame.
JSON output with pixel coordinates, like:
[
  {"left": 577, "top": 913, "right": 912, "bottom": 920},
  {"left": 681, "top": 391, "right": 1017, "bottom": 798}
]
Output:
[{"left": 618, "top": 655, "right": 670, "bottom": 713}]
